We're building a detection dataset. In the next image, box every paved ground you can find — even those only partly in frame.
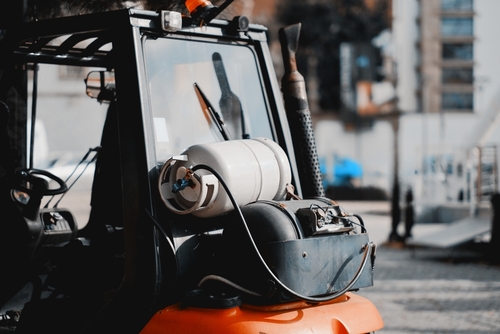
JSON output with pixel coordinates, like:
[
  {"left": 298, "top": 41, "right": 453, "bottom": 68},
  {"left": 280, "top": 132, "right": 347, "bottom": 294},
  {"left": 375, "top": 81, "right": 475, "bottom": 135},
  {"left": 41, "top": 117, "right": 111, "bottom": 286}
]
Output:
[{"left": 337, "top": 201, "right": 500, "bottom": 334}]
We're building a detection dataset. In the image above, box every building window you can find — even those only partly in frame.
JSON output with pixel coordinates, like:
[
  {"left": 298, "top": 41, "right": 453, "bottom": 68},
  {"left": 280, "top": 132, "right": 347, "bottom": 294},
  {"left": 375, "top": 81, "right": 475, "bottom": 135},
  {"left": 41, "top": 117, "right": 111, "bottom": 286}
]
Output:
[
  {"left": 442, "top": 92, "right": 473, "bottom": 110},
  {"left": 442, "top": 43, "right": 473, "bottom": 60},
  {"left": 442, "top": 68, "right": 473, "bottom": 84},
  {"left": 441, "top": 0, "right": 473, "bottom": 12},
  {"left": 441, "top": 18, "right": 473, "bottom": 36}
]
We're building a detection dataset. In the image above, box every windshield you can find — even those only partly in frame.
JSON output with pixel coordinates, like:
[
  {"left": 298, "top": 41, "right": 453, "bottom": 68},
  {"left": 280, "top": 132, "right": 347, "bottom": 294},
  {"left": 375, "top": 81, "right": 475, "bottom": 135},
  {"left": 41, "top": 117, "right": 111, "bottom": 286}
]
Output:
[
  {"left": 144, "top": 36, "right": 273, "bottom": 163},
  {"left": 28, "top": 64, "right": 108, "bottom": 228}
]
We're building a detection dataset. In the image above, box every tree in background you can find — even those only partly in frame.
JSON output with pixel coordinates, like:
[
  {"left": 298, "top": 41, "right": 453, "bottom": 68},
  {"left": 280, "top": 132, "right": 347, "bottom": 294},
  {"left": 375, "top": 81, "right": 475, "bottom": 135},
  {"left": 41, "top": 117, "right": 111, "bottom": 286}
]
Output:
[
  {"left": 23, "top": 0, "right": 195, "bottom": 20},
  {"left": 276, "top": 0, "right": 390, "bottom": 113},
  {"left": 0, "top": 0, "right": 232, "bottom": 25}
]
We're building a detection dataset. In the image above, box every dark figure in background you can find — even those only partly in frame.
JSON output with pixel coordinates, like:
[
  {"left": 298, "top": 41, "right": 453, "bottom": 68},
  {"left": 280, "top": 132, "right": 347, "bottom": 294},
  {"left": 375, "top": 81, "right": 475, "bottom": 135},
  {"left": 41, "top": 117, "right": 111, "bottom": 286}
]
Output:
[
  {"left": 490, "top": 193, "right": 500, "bottom": 263},
  {"left": 389, "top": 182, "right": 402, "bottom": 242},
  {"left": 404, "top": 188, "right": 414, "bottom": 240}
]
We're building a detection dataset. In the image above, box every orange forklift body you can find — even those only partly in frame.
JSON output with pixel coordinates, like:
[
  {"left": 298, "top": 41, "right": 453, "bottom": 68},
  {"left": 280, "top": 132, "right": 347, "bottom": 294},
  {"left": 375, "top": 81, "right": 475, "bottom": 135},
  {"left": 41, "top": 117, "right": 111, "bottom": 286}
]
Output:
[{"left": 141, "top": 293, "right": 383, "bottom": 334}]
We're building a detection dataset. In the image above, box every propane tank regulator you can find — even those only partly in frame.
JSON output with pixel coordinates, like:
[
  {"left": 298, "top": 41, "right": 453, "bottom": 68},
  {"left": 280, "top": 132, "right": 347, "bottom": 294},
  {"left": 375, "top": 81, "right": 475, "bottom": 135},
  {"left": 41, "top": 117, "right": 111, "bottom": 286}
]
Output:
[{"left": 158, "top": 138, "right": 292, "bottom": 218}]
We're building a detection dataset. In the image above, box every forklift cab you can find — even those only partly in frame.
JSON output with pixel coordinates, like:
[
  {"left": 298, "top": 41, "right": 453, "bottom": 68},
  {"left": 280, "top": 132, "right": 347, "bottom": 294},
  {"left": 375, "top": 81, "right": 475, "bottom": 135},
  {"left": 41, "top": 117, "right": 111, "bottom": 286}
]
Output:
[{"left": 0, "top": 7, "right": 382, "bottom": 334}]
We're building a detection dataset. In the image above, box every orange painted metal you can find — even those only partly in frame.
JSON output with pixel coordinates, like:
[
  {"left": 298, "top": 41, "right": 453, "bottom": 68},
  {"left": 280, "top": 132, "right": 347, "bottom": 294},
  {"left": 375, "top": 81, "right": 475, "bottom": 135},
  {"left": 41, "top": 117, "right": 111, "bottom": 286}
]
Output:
[{"left": 140, "top": 292, "right": 384, "bottom": 333}]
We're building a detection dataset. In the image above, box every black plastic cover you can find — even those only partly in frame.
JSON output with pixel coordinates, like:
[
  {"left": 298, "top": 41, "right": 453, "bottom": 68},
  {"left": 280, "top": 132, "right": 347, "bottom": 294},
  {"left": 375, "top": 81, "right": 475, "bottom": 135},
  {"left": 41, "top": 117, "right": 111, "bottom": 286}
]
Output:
[{"left": 221, "top": 199, "right": 373, "bottom": 304}]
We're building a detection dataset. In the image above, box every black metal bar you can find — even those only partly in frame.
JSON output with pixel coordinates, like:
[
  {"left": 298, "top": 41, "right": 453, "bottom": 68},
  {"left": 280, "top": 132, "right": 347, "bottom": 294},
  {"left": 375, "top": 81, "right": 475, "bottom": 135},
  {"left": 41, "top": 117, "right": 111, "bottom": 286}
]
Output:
[{"left": 29, "top": 63, "right": 38, "bottom": 169}]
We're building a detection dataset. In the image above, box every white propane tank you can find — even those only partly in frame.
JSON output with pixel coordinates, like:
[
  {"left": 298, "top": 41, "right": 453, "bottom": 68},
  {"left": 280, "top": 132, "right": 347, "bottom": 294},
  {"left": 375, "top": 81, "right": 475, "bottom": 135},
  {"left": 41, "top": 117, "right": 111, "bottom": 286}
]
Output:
[{"left": 158, "top": 138, "right": 292, "bottom": 218}]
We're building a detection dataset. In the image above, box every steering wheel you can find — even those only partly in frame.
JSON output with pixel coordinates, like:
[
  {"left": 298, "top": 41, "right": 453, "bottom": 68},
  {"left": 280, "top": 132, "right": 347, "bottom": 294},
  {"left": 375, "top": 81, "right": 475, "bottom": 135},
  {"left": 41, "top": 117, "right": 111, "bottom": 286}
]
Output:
[{"left": 13, "top": 168, "right": 68, "bottom": 196}]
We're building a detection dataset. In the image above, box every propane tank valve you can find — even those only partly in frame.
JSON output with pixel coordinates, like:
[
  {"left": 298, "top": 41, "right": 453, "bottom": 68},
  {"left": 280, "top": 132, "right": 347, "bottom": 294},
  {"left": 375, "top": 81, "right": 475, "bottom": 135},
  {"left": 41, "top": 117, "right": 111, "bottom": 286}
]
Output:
[{"left": 172, "top": 168, "right": 194, "bottom": 193}]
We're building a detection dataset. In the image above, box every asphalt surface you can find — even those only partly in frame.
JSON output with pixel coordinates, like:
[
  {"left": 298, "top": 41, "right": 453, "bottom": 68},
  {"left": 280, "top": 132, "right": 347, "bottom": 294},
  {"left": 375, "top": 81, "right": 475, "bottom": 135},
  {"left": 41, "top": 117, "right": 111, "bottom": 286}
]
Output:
[{"left": 338, "top": 201, "right": 500, "bottom": 334}]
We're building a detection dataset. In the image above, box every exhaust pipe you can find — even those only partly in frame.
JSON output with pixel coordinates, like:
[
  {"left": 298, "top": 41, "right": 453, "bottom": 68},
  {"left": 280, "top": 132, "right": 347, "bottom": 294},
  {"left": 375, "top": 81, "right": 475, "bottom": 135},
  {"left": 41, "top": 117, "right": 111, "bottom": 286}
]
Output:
[{"left": 279, "top": 23, "right": 325, "bottom": 198}]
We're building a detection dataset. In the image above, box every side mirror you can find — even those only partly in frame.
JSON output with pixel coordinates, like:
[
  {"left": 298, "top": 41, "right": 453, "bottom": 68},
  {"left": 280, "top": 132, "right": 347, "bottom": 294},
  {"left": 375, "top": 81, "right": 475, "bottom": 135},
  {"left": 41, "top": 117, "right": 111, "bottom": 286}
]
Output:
[{"left": 84, "top": 70, "right": 115, "bottom": 103}]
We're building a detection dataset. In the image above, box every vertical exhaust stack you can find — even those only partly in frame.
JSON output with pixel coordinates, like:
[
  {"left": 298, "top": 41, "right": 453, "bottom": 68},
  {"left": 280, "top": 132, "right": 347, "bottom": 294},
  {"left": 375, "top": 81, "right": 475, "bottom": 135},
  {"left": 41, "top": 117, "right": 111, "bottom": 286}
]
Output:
[{"left": 279, "top": 23, "right": 325, "bottom": 198}]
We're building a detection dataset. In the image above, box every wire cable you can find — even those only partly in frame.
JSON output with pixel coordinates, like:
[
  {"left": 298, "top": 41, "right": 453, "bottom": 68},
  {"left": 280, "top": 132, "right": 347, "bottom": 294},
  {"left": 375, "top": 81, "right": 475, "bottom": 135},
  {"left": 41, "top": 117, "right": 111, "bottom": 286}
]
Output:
[
  {"left": 191, "top": 164, "right": 374, "bottom": 304},
  {"left": 44, "top": 147, "right": 100, "bottom": 208},
  {"left": 198, "top": 275, "right": 262, "bottom": 297}
]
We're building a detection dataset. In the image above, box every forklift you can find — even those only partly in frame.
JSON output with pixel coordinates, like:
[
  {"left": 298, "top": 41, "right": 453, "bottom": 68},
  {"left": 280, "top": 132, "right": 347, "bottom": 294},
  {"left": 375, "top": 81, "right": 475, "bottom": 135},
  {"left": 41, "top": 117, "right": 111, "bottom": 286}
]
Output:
[{"left": 0, "top": 1, "right": 383, "bottom": 332}]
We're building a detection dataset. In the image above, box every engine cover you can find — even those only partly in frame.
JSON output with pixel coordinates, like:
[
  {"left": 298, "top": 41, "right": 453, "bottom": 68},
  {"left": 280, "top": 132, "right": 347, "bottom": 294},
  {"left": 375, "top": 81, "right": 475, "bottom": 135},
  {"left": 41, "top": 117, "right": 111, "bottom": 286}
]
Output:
[{"left": 221, "top": 198, "right": 374, "bottom": 304}]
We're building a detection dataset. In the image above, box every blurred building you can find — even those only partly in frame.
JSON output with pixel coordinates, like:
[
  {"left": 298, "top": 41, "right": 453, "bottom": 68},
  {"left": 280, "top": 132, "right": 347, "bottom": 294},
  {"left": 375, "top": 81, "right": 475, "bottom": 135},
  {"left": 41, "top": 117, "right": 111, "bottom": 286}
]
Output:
[
  {"left": 393, "top": 0, "right": 500, "bottom": 213},
  {"left": 423, "top": 0, "right": 474, "bottom": 113},
  {"left": 314, "top": 0, "right": 500, "bottom": 210},
  {"left": 394, "top": 0, "right": 500, "bottom": 117}
]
